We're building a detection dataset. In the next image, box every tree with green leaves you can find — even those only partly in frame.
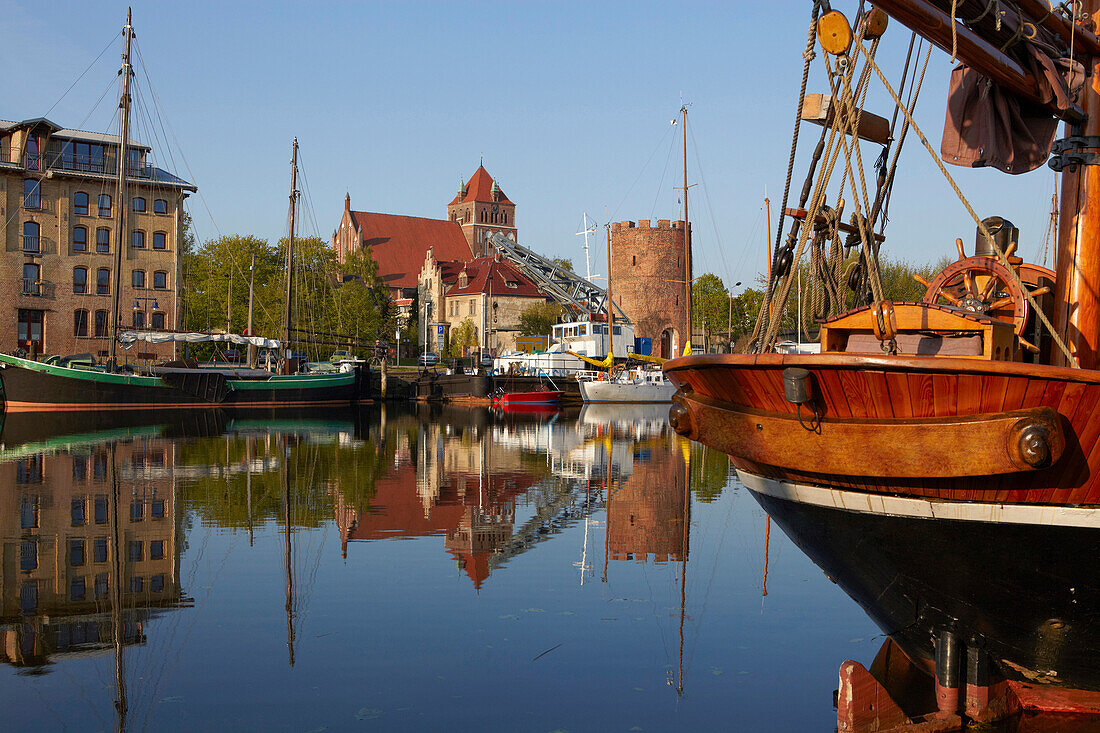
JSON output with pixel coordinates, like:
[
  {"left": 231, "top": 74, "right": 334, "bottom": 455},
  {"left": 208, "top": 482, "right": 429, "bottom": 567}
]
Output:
[
  {"left": 550, "top": 257, "right": 575, "bottom": 274},
  {"left": 691, "top": 273, "right": 729, "bottom": 347},
  {"left": 518, "top": 301, "right": 564, "bottom": 336},
  {"left": 446, "top": 318, "right": 478, "bottom": 357}
]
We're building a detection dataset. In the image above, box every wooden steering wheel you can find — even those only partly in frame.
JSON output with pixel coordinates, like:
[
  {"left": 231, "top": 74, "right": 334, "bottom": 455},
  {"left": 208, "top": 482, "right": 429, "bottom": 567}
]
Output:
[{"left": 915, "top": 239, "right": 1053, "bottom": 354}]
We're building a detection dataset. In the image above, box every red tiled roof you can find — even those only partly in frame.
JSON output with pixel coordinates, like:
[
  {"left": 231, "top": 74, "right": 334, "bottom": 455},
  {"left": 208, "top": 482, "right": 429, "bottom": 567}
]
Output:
[
  {"left": 449, "top": 165, "right": 513, "bottom": 205},
  {"left": 445, "top": 257, "right": 542, "bottom": 297},
  {"left": 350, "top": 212, "right": 472, "bottom": 290}
]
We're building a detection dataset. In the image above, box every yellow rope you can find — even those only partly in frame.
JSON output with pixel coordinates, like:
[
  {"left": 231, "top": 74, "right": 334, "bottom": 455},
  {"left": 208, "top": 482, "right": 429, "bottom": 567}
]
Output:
[{"left": 855, "top": 40, "right": 1080, "bottom": 368}]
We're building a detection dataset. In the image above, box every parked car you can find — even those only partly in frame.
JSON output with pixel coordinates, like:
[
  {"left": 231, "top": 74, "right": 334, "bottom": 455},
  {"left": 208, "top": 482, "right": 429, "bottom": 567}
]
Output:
[{"left": 418, "top": 352, "right": 439, "bottom": 367}]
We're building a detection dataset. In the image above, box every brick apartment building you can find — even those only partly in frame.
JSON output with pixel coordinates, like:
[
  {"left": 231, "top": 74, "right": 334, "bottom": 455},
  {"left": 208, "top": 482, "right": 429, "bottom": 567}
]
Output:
[{"left": 0, "top": 118, "right": 194, "bottom": 361}]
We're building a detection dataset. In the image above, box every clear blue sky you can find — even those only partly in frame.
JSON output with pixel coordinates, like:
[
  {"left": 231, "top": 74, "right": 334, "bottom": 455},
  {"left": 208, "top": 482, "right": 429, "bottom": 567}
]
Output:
[{"left": 3, "top": 1, "right": 1059, "bottom": 290}]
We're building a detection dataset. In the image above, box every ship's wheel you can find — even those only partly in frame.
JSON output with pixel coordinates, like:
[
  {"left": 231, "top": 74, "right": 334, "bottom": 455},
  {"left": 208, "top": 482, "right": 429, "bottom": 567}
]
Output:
[{"left": 915, "top": 241, "right": 1053, "bottom": 353}]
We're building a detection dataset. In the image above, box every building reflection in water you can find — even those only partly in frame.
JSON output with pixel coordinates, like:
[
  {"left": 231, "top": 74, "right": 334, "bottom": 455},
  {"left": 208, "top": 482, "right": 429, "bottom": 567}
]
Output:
[{"left": 0, "top": 436, "right": 186, "bottom": 670}]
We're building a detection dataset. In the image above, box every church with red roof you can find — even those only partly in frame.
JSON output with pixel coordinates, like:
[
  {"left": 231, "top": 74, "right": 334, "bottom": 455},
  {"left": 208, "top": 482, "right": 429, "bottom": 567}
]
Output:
[{"left": 333, "top": 164, "right": 540, "bottom": 353}]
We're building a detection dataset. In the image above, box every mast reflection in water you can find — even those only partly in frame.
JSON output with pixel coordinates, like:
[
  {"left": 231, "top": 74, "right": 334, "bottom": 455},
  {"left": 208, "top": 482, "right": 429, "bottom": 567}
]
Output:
[{"left": 0, "top": 405, "right": 883, "bottom": 731}]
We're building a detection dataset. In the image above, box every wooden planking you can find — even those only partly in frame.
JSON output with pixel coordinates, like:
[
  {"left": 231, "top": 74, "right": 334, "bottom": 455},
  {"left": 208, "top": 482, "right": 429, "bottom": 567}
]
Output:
[
  {"left": 884, "top": 371, "right": 915, "bottom": 419},
  {"left": 758, "top": 368, "right": 797, "bottom": 416},
  {"left": 1021, "top": 378, "right": 1049, "bottom": 409},
  {"left": 958, "top": 374, "right": 983, "bottom": 415},
  {"left": 838, "top": 369, "right": 869, "bottom": 417},
  {"left": 932, "top": 374, "right": 959, "bottom": 417},
  {"left": 909, "top": 373, "right": 936, "bottom": 418},
  {"left": 1004, "top": 377, "right": 1029, "bottom": 412},
  {"left": 980, "top": 375, "right": 1010, "bottom": 414},
  {"left": 861, "top": 370, "right": 895, "bottom": 419},
  {"left": 817, "top": 368, "right": 854, "bottom": 418}
]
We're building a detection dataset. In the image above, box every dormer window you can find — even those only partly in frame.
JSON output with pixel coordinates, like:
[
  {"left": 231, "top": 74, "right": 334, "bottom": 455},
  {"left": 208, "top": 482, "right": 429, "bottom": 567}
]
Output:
[{"left": 506, "top": 281, "right": 518, "bottom": 289}]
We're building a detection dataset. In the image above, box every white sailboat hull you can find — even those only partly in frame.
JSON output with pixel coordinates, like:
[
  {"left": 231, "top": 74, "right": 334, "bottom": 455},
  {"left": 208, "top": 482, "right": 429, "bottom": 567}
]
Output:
[{"left": 578, "top": 377, "right": 677, "bottom": 403}]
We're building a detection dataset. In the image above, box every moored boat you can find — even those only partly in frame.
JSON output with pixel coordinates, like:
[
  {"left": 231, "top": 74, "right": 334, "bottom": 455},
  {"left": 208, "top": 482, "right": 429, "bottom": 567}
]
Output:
[{"left": 663, "top": 1, "right": 1100, "bottom": 726}]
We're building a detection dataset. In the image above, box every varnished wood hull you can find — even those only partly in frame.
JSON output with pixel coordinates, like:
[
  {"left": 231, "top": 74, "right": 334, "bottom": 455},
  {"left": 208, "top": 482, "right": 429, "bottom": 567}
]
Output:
[{"left": 664, "top": 353, "right": 1100, "bottom": 506}]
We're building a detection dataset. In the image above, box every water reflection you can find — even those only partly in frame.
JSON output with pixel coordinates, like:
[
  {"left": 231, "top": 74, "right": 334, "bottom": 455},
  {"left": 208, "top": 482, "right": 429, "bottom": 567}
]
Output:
[{"left": 0, "top": 405, "right": 757, "bottom": 730}]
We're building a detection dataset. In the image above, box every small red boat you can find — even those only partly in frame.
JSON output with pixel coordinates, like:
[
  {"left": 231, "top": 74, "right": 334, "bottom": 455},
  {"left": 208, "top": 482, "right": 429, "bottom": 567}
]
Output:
[{"left": 492, "top": 389, "right": 564, "bottom": 406}]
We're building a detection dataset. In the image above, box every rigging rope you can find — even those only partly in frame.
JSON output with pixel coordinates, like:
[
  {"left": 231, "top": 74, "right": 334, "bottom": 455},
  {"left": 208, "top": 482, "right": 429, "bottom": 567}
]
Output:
[{"left": 854, "top": 40, "right": 1080, "bottom": 368}]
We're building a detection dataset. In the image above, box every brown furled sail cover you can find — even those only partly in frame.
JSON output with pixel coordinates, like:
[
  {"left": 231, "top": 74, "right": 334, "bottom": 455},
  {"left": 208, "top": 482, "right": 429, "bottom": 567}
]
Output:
[{"left": 941, "top": 48, "right": 1083, "bottom": 174}]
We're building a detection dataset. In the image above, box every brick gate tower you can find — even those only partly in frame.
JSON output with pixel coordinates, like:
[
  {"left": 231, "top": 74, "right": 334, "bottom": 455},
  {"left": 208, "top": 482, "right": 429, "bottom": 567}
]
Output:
[
  {"left": 447, "top": 163, "right": 517, "bottom": 257},
  {"left": 610, "top": 219, "right": 690, "bottom": 359}
]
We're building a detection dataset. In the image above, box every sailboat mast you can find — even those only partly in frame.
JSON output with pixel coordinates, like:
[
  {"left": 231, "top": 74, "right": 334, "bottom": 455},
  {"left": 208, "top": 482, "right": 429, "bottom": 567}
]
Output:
[
  {"left": 1054, "top": 0, "right": 1100, "bottom": 368},
  {"left": 284, "top": 441, "right": 296, "bottom": 667},
  {"left": 246, "top": 253, "right": 256, "bottom": 367},
  {"left": 283, "top": 138, "right": 299, "bottom": 358},
  {"left": 606, "top": 222, "right": 614, "bottom": 364},
  {"left": 109, "top": 9, "right": 134, "bottom": 367},
  {"left": 681, "top": 104, "right": 692, "bottom": 355}
]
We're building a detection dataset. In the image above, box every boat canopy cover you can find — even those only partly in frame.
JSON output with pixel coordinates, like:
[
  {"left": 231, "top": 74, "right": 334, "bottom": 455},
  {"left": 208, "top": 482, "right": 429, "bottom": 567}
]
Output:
[{"left": 118, "top": 331, "right": 280, "bottom": 349}]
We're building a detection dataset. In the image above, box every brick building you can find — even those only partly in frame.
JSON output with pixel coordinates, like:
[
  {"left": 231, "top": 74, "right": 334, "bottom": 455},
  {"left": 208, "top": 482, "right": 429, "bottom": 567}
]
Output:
[
  {"left": 418, "top": 251, "right": 547, "bottom": 355},
  {"left": 607, "top": 434, "right": 688, "bottom": 563},
  {"left": 0, "top": 118, "right": 194, "bottom": 360},
  {"left": 333, "top": 164, "right": 519, "bottom": 334},
  {"left": 611, "top": 219, "right": 690, "bottom": 359},
  {"left": 446, "top": 164, "right": 517, "bottom": 256}
]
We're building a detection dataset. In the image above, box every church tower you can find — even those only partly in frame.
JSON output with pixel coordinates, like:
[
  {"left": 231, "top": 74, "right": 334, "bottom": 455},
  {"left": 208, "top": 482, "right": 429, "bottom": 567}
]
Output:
[{"left": 447, "top": 163, "right": 517, "bottom": 256}]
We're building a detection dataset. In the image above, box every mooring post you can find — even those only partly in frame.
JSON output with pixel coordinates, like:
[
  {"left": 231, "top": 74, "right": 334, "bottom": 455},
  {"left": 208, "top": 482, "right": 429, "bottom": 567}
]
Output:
[{"left": 380, "top": 359, "right": 388, "bottom": 399}]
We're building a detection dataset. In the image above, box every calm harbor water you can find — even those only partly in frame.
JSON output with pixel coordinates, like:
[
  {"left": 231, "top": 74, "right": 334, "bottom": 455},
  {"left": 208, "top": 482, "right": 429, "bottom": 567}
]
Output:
[{"left": 0, "top": 404, "right": 881, "bottom": 731}]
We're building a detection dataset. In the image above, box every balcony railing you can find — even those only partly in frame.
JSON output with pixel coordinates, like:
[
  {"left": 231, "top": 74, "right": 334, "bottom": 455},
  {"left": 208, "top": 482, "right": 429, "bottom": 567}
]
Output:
[
  {"left": 21, "top": 279, "right": 41, "bottom": 296},
  {"left": 0, "top": 144, "right": 154, "bottom": 179},
  {"left": 22, "top": 236, "right": 40, "bottom": 253}
]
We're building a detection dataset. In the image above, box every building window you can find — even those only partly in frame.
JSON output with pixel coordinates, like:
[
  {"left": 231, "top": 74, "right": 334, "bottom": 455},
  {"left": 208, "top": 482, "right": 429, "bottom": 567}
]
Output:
[
  {"left": 93, "top": 536, "right": 108, "bottom": 562},
  {"left": 22, "top": 221, "right": 39, "bottom": 252},
  {"left": 468, "top": 299, "right": 475, "bottom": 315},
  {"left": 14, "top": 460, "right": 40, "bottom": 485},
  {"left": 132, "top": 310, "right": 145, "bottom": 328},
  {"left": 130, "top": 576, "right": 144, "bottom": 593},
  {"left": 98, "top": 194, "right": 111, "bottom": 217},
  {"left": 23, "top": 179, "right": 40, "bottom": 209},
  {"left": 25, "top": 136, "right": 40, "bottom": 170},
  {"left": 70, "top": 577, "right": 86, "bottom": 601},
  {"left": 94, "top": 573, "right": 108, "bottom": 598},
  {"left": 96, "top": 228, "right": 110, "bottom": 253},
  {"left": 153, "top": 231, "right": 167, "bottom": 250},
  {"left": 132, "top": 269, "right": 145, "bottom": 288},
  {"left": 128, "top": 541, "right": 142, "bottom": 561},
  {"left": 151, "top": 499, "right": 165, "bottom": 518},
  {"left": 70, "top": 539, "right": 85, "bottom": 566},
  {"left": 72, "top": 498, "right": 86, "bottom": 526},
  {"left": 74, "top": 309, "right": 89, "bottom": 337},
  {"left": 151, "top": 311, "right": 166, "bottom": 330},
  {"left": 153, "top": 270, "right": 167, "bottom": 289},
  {"left": 20, "top": 581, "right": 37, "bottom": 614},
  {"left": 93, "top": 456, "right": 107, "bottom": 480},
  {"left": 130, "top": 501, "right": 144, "bottom": 522},
  {"left": 150, "top": 540, "right": 165, "bottom": 560},
  {"left": 96, "top": 268, "right": 110, "bottom": 295},
  {"left": 74, "top": 191, "right": 88, "bottom": 215},
  {"left": 132, "top": 197, "right": 146, "bottom": 212},
  {"left": 73, "top": 267, "right": 87, "bottom": 294},
  {"left": 153, "top": 199, "right": 167, "bottom": 214},
  {"left": 73, "top": 226, "right": 87, "bottom": 251},
  {"left": 94, "top": 309, "right": 108, "bottom": 337},
  {"left": 20, "top": 496, "right": 39, "bottom": 529},
  {"left": 151, "top": 574, "right": 164, "bottom": 592},
  {"left": 20, "top": 540, "right": 37, "bottom": 571},
  {"left": 131, "top": 230, "right": 145, "bottom": 248},
  {"left": 73, "top": 456, "right": 87, "bottom": 480},
  {"left": 17, "top": 310, "right": 43, "bottom": 352},
  {"left": 22, "top": 263, "right": 40, "bottom": 295}
]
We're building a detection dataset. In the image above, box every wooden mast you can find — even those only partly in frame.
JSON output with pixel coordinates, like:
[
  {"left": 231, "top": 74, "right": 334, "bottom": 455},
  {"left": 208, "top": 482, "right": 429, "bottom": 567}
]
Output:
[
  {"left": 283, "top": 139, "right": 298, "bottom": 368},
  {"left": 606, "top": 222, "right": 614, "bottom": 368},
  {"left": 109, "top": 9, "right": 134, "bottom": 368},
  {"left": 681, "top": 103, "right": 692, "bottom": 355},
  {"left": 1054, "top": 0, "right": 1100, "bottom": 369}
]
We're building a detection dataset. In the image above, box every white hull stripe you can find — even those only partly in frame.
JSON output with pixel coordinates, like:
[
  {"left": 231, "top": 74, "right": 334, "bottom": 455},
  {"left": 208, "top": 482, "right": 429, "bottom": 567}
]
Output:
[{"left": 737, "top": 470, "right": 1100, "bottom": 529}]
